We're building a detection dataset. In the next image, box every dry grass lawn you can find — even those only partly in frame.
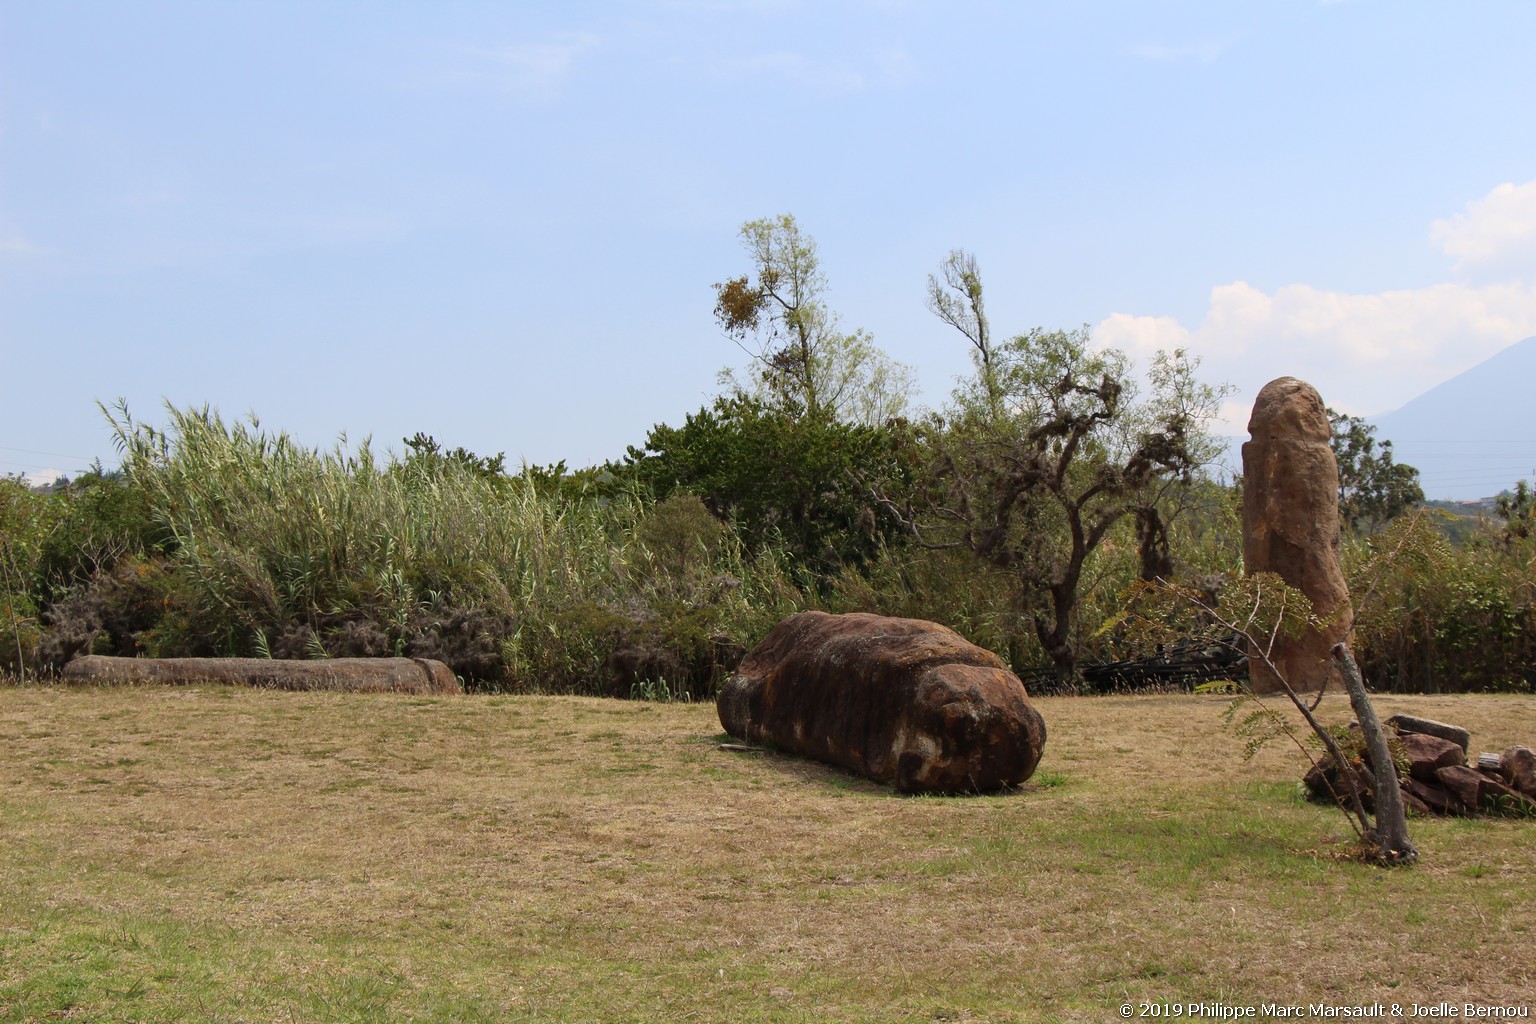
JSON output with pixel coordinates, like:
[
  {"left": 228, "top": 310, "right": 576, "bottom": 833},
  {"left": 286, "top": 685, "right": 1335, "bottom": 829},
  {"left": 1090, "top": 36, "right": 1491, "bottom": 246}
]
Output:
[{"left": 0, "top": 682, "right": 1532, "bottom": 1022}]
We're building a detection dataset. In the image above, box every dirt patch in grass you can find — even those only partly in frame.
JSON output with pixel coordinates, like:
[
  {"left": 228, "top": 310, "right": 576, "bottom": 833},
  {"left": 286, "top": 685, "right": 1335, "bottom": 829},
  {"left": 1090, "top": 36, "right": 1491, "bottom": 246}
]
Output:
[{"left": 0, "top": 683, "right": 1532, "bottom": 1022}]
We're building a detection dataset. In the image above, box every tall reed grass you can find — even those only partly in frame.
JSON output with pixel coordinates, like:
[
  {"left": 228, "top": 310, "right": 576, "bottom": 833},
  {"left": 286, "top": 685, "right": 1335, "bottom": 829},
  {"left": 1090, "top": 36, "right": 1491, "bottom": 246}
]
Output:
[{"left": 103, "top": 402, "right": 805, "bottom": 693}]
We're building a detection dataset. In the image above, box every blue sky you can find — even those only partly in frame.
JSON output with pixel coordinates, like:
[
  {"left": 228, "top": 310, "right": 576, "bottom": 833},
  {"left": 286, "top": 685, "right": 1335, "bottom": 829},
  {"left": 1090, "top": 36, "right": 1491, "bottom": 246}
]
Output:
[{"left": 5, "top": 1, "right": 1536, "bottom": 494}]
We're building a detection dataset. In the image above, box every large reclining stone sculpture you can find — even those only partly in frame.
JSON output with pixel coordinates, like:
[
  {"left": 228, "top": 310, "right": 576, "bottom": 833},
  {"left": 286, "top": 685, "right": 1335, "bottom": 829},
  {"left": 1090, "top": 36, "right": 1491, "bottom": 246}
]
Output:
[{"left": 718, "top": 611, "right": 1046, "bottom": 794}]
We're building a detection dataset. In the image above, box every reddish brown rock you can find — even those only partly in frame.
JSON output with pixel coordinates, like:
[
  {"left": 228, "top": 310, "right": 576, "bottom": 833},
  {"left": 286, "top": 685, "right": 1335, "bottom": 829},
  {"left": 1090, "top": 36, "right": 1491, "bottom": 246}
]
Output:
[
  {"left": 1386, "top": 713, "right": 1471, "bottom": 753},
  {"left": 1502, "top": 745, "right": 1536, "bottom": 795},
  {"left": 717, "top": 611, "right": 1046, "bottom": 794},
  {"left": 1398, "top": 787, "right": 1432, "bottom": 817},
  {"left": 1434, "top": 764, "right": 1487, "bottom": 811},
  {"left": 1476, "top": 774, "right": 1536, "bottom": 816},
  {"left": 1241, "top": 378, "right": 1353, "bottom": 693},
  {"left": 1304, "top": 757, "right": 1374, "bottom": 811},
  {"left": 61, "top": 655, "right": 461, "bottom": 695},
  {"left": 1313, "top": 732, "right": 1535, "bottom": 818},
  {"left": 1399, "top": 732, "right": 1467, "bottom": 783},
  {"left": 1401, "top": 777, "right": 1468, "bottom": 817}
]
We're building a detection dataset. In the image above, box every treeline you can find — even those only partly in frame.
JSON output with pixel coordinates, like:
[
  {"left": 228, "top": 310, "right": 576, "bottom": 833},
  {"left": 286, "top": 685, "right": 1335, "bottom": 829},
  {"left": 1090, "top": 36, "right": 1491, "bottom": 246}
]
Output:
[{"left": 2, "top": 216, "right": 1532, "bottom": 695}]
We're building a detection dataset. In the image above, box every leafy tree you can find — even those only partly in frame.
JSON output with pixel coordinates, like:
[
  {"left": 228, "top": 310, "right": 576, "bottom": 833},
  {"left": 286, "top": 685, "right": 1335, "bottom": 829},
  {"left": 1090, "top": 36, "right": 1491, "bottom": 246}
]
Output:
[
  {"left": 1328, "top": 410, "right": 1424, "bottom": 532},
  {"left": 1495, "top": 479, "right": 1534, "bottom": 543},
  {"left": 36, "top": 469, "right": 165, "bottom": 593},
  {"left": 876, "top": 254, "right": 1226, "bottom": 678},
  {"left": 1, "top": 469, "right": 169, "bottom": 676},
  {"left": 926, "top": 249, "right": 1001, "bottom": 419},
  {"left": 402, "top": 433, "right": 620, "bottom": 503},
  {"left": 1121, "top": 571, "right": 1417, "bottom": 865},
  {"left": 402, "top": 432, "right": 507, "bottom": 480},
  {"left": 624, "top": 394, "right": 914, "bottom": 580},
  {"left": 714, "top": 214, "right": 914, "bottom": 425}
]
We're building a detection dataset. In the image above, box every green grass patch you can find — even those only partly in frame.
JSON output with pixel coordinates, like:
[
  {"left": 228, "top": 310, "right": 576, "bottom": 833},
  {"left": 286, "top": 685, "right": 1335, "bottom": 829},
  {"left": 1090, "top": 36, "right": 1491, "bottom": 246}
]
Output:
[{"left": 0, "top": 687, "right": 1531, "bottom": 1021}]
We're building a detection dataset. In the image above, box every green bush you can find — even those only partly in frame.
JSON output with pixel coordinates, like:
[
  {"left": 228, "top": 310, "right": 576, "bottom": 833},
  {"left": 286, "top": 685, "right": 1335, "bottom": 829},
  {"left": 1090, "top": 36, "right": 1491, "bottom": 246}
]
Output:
[
  {"left": 623, "top": 395, "right": 915, "bottom": 583},
  {"left": 0, "top": 477, "right": 63, "bottom": 675},
  {"left": 1347, "top": 513, "right": 1535, "bottom": 693},
  {"left": 36, "top": 470, "right": 165, "bottom": 594}
]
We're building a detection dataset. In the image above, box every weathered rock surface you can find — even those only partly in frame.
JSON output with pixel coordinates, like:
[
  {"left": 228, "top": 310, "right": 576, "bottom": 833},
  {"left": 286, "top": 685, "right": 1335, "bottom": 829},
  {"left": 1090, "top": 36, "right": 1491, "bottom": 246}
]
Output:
[
  {"left": 1501, "top": 745, "right": 1536, "bottom": 795},
  {"left": 1241, "top": 377, "right": 1352, "bottom": 693},
  {"left": 1398, "top": 732, "right": 1467, "bottom": 783},
  {"left": 1477, "top": 774, "right": 1536, "bottom": 815},
  {"left": 1434, "top": 764, "right": 1487, "bottom": 810},
  {"left": 717, "top": 611, "right": 1046, "bottom": 794},
  {"left": 61, "top": 655, "right": 461, "bottom": 695},
  {"left": 1303, "top": 757, "right": 1374, "bottom": 812},
  {"left": 1387, "top": 714, "right": 1472, "bottom": 754},
  {"left": 1303, "top": 715, "right": 1534, "bottom": 819},
  {"left": 1397, "top": 786, "right": 1432, "bottom": 817},
  {"left": 1401, "top": 776, "right": 1467, "bottom": 816}
]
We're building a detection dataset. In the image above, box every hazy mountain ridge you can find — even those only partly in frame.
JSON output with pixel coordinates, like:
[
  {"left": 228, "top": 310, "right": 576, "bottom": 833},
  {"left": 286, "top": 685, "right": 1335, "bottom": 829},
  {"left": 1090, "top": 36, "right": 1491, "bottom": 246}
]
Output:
[{"left": 1370, "top": 336, "right": 1536, "bottom": 501}]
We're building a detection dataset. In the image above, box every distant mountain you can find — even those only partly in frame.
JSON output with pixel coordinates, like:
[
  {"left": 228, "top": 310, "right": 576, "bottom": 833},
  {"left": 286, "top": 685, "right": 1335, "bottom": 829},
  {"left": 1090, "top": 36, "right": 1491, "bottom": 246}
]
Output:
[{"left": 1371, "top": 336, "right": 1536, "bottom": 501}]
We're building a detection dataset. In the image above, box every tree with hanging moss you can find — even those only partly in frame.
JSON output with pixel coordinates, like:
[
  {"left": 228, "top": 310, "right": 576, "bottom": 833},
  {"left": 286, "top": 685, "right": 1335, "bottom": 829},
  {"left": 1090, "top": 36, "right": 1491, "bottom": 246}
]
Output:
[
  {"left": 713, "top": 213, "right": 915, "bottom": 426},
  {"left": 873, "top": 252, "right": 1228, "bottom": 679}
]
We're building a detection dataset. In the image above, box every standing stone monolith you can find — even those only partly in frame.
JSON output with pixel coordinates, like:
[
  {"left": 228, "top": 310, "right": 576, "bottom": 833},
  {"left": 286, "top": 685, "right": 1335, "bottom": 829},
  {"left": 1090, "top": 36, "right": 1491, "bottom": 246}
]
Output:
[{"left": 1241, "top": 377, "right": 1352, "bottom": 693}]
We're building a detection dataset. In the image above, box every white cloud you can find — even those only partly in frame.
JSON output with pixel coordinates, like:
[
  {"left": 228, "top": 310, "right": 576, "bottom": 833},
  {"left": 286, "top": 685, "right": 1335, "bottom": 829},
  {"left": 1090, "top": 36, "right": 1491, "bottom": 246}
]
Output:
[
  {"left": 1430, "top": 180, "right": 1536, "bottom": 279},
  {"left": 1214, "top": 399, "right": 1254, "bottom": 439},
  {"left": 1095, "top": 313, "right": 1190, "bottom": 364},
  {"left": 439, "top": 32, "right": 601, "bottom": 101},
  {"left": 696, "top": 44, "right": 914, "bottom": 91},
  {"left": 706, "top": 51, "right": 866, "bottom": 90},
  {"left": 1097, "top": 279, "right": 1536, "bottom": 432},
  {"left": 1122, "top": 38, "right": 1235, "bottom": 65},
  {"left": 1093, "top": 181, "right": 1536, "bottom": 434},
  {"left": 0, "top": 235, "right": 32, "bottom": 254}
]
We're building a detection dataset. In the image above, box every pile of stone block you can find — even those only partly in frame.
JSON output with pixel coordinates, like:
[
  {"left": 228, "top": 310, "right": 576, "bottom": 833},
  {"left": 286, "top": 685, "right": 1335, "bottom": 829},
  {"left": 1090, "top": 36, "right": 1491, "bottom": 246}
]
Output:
[{"left": 1303, "top": 714, "right": 1536, "bottom": 818}]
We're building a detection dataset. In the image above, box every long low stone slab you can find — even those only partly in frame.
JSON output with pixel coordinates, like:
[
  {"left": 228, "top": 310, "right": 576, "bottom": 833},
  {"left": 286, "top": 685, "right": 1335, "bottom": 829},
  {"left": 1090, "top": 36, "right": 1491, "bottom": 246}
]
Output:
[
  {"left": 1384, "top": 713, "right": 1472, "bottom": 754},
  {"left": 60, "top": 655, "right": 461, "bottom": 695}
]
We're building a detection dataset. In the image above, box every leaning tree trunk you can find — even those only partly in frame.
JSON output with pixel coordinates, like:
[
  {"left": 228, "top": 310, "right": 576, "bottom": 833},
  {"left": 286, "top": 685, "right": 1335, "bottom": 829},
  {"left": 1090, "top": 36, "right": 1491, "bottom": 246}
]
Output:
[
  {"left": 1034, "top": 585, "right": 1079, "bottom": 682},
  {"left": 1333, "top": 643, "right": 1417, "bottom": 865}
]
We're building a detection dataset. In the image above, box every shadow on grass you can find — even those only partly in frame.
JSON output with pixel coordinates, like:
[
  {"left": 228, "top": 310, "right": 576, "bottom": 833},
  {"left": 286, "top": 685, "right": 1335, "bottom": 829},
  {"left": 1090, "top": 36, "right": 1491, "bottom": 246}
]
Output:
[{"left": 709, "top": 731, "right": 1060, "bottom": 800}]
